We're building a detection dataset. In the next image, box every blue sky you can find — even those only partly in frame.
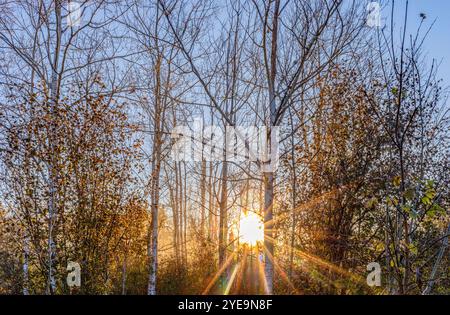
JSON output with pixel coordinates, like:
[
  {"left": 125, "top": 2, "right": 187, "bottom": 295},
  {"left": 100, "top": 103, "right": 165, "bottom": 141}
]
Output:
[{"left": 389, "top": 0, "right": 450, "bottom": 84}]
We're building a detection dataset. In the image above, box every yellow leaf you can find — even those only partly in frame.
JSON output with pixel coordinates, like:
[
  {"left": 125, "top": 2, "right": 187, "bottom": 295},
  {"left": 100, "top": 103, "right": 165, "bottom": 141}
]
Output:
[{"left": 393, "top": 176, "right": 401, "bottom": 187}]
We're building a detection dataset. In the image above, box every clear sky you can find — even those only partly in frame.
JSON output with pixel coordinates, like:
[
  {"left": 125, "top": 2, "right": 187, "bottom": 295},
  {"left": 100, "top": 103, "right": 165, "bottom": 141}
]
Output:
[{"left": 388, "top": 0, "right": 450, "bottom": 85}]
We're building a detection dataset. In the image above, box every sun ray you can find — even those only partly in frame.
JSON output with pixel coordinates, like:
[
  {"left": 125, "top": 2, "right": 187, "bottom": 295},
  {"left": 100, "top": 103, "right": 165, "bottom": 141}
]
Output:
[
  {"left": 262, "top": 244, "right": 300, "bottom": 294},
  {"left": 234, "top": 247, "right": 248, "bottom": 293},
  {"left": 202, "top": 252, "right": 236, "bottom": 295},
  {"left": 224, "top": 262, "right": 240, "bottom": 295},
  {"left": 256, "top": 256, "right": 269, "bottom": 294},
  {"left": 263, "top": 234, "right": 367, "bottom": 286},
  {"left": 262, "top": 182, "right": 358, "bottom": 228}
]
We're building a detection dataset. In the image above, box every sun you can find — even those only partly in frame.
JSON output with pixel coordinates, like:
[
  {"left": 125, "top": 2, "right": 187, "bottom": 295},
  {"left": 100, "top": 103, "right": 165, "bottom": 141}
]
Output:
[{"left": 238, "top": 211, "right": 264, "bottom": 246}]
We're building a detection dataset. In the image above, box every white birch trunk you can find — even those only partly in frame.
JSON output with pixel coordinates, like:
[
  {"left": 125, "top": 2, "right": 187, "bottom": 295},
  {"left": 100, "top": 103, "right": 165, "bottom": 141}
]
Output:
[
  {"left": 263, "top": 170, "right": 274, "bottom": 294},
  {"left": 422, "top": 223, "right": 450, "bottom": 295},
  {"left": 23, "top": 234, "right": 29, "bottom": 295},
  {"left": 47, "top": 0, "right": 62, "bottom": 294}
]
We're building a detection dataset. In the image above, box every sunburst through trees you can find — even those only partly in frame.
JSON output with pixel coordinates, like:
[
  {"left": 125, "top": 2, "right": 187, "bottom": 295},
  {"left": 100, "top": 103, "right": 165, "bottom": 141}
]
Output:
[{"left": 0, "top": 0, "right": 449, "bottom": 296}]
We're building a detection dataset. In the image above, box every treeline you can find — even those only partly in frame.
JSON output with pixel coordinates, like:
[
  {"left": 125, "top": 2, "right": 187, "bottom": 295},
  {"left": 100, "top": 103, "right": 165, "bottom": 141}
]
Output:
[{"left": 0, "top": 0, "right": 448, "bottom": 295}]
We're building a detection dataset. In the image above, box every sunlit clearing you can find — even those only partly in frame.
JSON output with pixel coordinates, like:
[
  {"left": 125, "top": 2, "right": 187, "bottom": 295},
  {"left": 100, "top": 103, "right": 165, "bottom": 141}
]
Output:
[{"left": 239, "top": 212, "right": 264, "bottom": 245}]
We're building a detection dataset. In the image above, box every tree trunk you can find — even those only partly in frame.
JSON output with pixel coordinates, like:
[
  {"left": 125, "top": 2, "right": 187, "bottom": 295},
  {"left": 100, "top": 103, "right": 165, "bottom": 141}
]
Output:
[
  {"left": 200, "top": 160, "right": 207, "bottom": 237},
  {"left": 263, "top": 170, "right": 274, "bottom": 294},
  {"left": 47, "top": 0, "right": 62, "bottom": 295},
  {"left": 208, "top": 161, "right": 214, "bottom": 240},
  {"left": 218, "top": 160, "right": 228, "bottom": 291},
  {"left": 148, "top": 46, "right": 163, "bottom": 295},
  {"left": 422, "top": 223, "right": 450, "bottom": 295},
  {"left": 288, "top": 108, "right": 298, "bottom": 279},
  {"left": 262, "top": 0, "right": 280, "bottom": 295},
  {"left": 122, "top": 247, "right": 127, "bottom": 295},
  {"left": 169, "top": 163, "right": 180, "bottom": 268},
  {"left": 23, "top": 234, "right": 29, "bottom": 295}
]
